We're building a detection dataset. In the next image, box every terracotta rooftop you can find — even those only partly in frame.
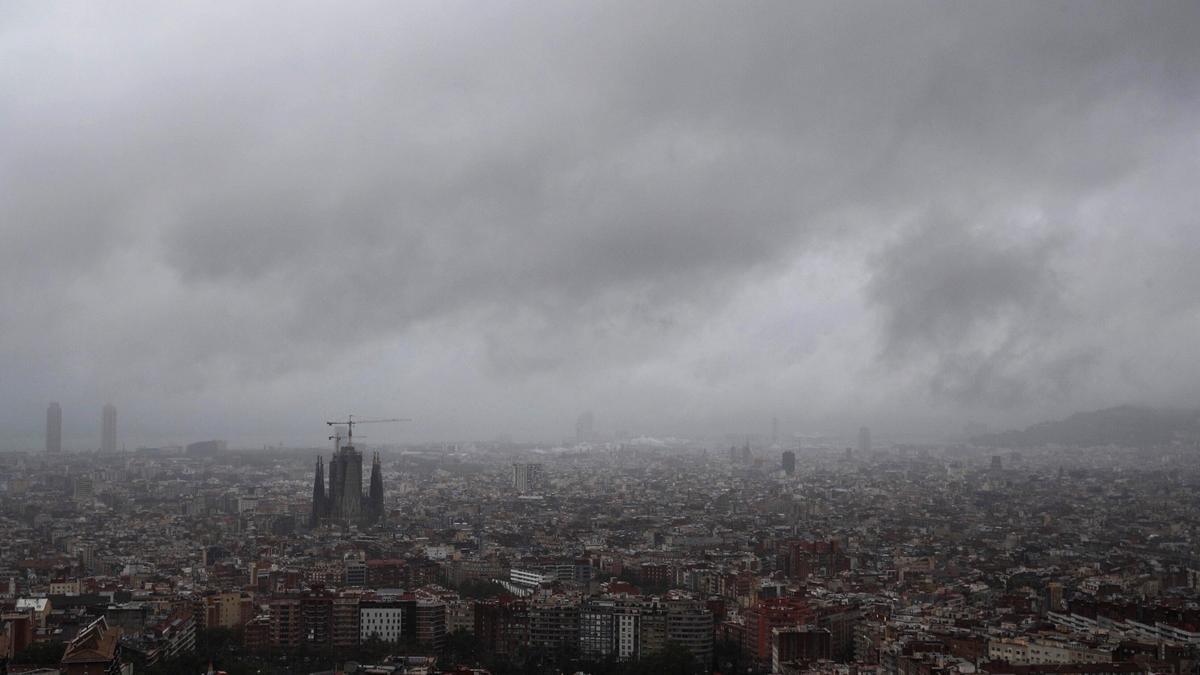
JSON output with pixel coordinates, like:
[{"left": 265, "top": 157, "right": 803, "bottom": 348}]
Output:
[{"left": 61, "top": 616, "right": 120, "bottom": 664}]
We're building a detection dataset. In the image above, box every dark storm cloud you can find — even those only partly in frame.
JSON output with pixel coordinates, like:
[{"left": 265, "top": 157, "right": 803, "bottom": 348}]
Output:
[
  {"left": 870, "top": 215, "right": 1065, "bottom": 361},
  {"left": 1, "top": 1, "right": 1199, "bottom": 446},
  {"left": 866, "top": 213, "right": 1097, "bottom": 407}
]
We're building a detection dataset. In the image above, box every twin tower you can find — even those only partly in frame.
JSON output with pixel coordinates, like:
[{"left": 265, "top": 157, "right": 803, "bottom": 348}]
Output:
[{"left": 311, "top": 443, "right": 384, "bottom": 527}]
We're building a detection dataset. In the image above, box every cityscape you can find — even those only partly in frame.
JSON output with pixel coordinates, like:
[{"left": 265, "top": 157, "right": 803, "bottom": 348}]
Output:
[
  {"left": 1, "top": 404, "right": 1198, "bottom": 674},
  {"left": 4, "top": 2, "right": 1200, "bottom": 675}
]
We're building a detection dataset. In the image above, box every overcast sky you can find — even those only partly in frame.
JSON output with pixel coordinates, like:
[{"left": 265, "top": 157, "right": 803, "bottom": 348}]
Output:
[{"left": 3, "top": 1, "right": 1199, "bottom": 449}]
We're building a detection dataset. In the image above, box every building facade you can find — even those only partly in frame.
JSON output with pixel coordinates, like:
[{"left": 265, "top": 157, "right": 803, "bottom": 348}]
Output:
[
  {"left": 101, "top": 403, "right": 117, "bottom": 453},
  {"left": 360, "top": 600, "right": 416, "bottom": 643},
  {"left": 512, "top": 463, "right": 544, "bottom": 493}
]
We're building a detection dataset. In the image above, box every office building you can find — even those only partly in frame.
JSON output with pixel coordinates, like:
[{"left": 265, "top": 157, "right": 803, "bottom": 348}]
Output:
[
  {"left": 415, "top": 597, "right": 447, "bottom": 650},
  {"left": 102, "top": 403, "right": 117, "bottom": 453},
  {"left": 360, "top": 599, "right": 415, "bottom": 643},
  {"left": 512, "top": 463, "right": 544, "bottom": 493},
  {"left": 576, "top": 410, "right": 595, "bottom": 442},
  {"left": 74, "top": 476, "right": 94, "bottom": 502},
  {"left": 782, "top": 450, "right": 796, "bottom": 476},
  {"left": 528, "top": 596, "right": 580, "bottom": 663},
  {"left": 745, "top": 598, "right": 813, "bottom": 667},
  {"left": 857, "top": 426, "right": 871, "bottom": 454}
]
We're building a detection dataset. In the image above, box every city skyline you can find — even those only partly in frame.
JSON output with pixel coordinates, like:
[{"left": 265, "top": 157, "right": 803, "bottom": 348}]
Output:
[{"left": 1, "top": 3, "right": 1199, "bottom": 674}]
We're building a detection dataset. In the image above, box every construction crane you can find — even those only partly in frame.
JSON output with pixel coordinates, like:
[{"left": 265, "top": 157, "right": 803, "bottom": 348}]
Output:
[{"left": 326, "top": 415, "right": 409, "bottom": 447}]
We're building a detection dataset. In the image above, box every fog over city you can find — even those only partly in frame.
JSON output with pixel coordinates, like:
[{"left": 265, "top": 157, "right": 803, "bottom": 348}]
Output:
[{"left": 3, "top": 1, "right": 1200, "bottom": 448}]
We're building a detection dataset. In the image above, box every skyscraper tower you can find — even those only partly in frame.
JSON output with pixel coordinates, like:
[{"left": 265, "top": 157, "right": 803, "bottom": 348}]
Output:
[
  {"left": 46, "top": 402, "right": 62, "bottom": 453},
  {"left": 512, "top": 463, "right": 544, "bottom": 493},
  {"left": 101, "top": 404, "right": 117, "bottom": 453},
  {"left": 857, "top": 426, "right": 871, "bottom": 454},
  {"left": 781, "top": 450, "right": 796, "bottom": 476},
  {"left": 575, "top": 410, "right": 595, "bottom": 442}
]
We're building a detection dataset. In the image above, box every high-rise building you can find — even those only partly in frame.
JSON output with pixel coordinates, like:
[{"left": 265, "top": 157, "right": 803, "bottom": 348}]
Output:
[
  {"left": 474, "top": 597, "right": 529, "bottom": 657},
  {"left": 300, "top": 588, "right": 334, "bottom": 647},
  {"left": 663, "top": 599, "right": 713, "bottom": 665},
  {"left": 744, "top": 598, "right": 813, "bottom": 667},
  {"left": 577, "top": 597, "right": 712, "bottom": 665},
  {"left": 575, "top": 411, "right": 595, "bottom": 442},
  {"left": 528, "top": 596, "right": 580, "bottom": 664},
  {"left": 101, "top": 403, "right": 117, "bottom": 453},
  {"left": 74, "top": 476, "right": 94, "bottom": 502},
  {"left": 267, "top": 596, "right": 302, "bottom": 649},
  {"left": 512, "top": 463, "right": 544, "bottom": 493},
  {"left": 344, "top": 551, "right": 367, "bottom": 587},
  {"left": 579, "top": 600, "right": 618, "bottom": 661},
  {"left": 415, "top": 597, "right": 447, "bottom": 650},
  {"left": 856, "top": 426, "right": 871, "bottom": 454},
  {"left": 331, "top": 592, "right": 362, "bottom": 648},
  {"left": 360, "top": 599, "right": 416, "bottom": 643},
  {"left": 46, "top": 402, "right": 62, "bottom": 453},
  {"left": 781, "top": 450, "right": 796, "bottom": 476}
]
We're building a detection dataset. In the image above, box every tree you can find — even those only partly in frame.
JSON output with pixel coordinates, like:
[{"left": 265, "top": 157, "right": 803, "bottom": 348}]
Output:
[
  {"left": 12, "top": 640, "right": 66, "bottom": 665},
  {"left": 443, "top": 627, "right": 486, "bottom": 665}
]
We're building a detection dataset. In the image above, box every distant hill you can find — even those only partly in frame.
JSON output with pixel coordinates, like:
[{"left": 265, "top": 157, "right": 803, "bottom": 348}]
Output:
[{"left": 971, "top": 405, "right": 1200, "bottom": 448}]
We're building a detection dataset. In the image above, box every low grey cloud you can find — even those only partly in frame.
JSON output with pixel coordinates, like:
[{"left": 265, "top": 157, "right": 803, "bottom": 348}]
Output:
[
  {"left": 1, "top": 1, "right": 1198, "bottom": 448},
  {"left": 866, "top": 213, "right": 1098, "bottom": 407}
]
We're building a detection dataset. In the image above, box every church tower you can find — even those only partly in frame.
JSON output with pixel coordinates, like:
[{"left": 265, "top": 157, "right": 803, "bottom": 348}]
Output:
[
  {"left": 310, "top": 456, "right": 326, "bottom": 527},
  {"left": 367, "top": 452, "right": 384, "bottom": 524},
  {"left": 314, "top": 417, "right": 394, "bottom": 526}
]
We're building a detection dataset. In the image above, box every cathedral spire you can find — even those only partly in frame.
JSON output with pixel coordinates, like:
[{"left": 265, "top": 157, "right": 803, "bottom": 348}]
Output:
[
  {"left": 367, "top": 451, "right": 384, "bottom": 524},
  {"left": 310, "top": 455, "right": 325, "bottom": 528}
]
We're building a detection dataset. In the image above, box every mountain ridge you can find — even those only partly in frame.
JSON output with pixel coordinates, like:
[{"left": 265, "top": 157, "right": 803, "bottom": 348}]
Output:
[{"left": 970, "top": 404, "right": 1200, "bottom": 448}]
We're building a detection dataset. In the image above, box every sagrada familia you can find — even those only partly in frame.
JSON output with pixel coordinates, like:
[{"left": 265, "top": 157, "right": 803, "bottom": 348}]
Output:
[{"left": 311, "top": 442, "right": 383, "bottom": 527}]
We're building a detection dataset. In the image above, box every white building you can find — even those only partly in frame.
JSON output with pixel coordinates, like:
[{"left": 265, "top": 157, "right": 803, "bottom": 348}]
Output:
[
  {"left": 988, "top": 637, "right": 1111, "bottom": 665},
  {"left": 360, "top": 601, "right": 411, "bottom": 643},
  {"left": 512, "top": 463, "right": 544, "bottom": 493}
]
